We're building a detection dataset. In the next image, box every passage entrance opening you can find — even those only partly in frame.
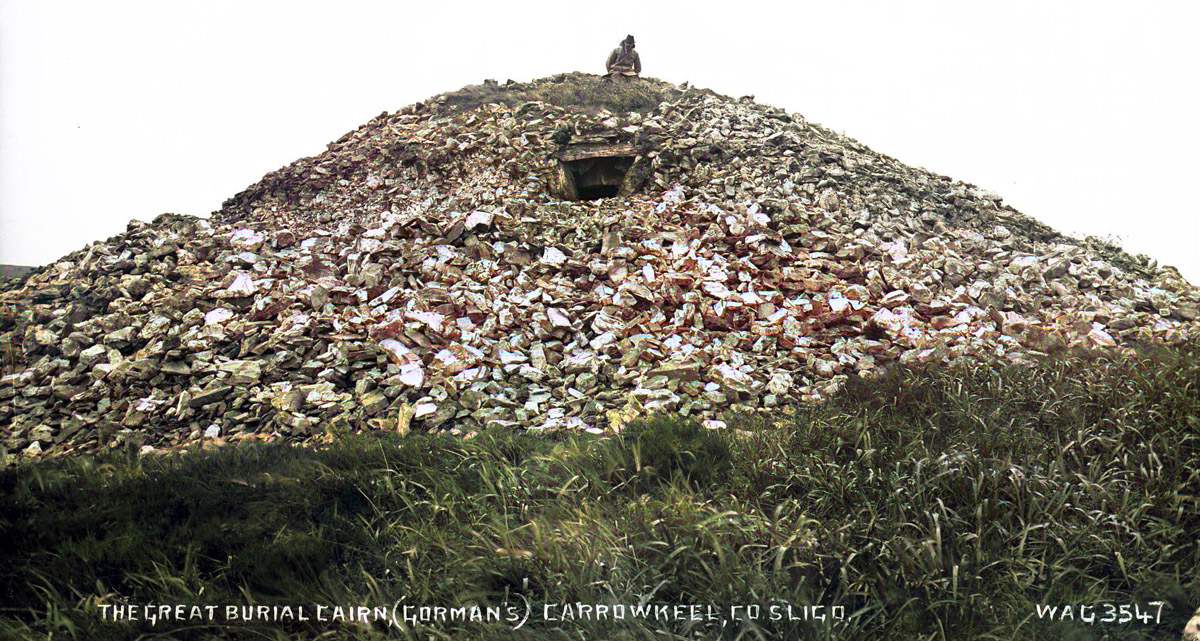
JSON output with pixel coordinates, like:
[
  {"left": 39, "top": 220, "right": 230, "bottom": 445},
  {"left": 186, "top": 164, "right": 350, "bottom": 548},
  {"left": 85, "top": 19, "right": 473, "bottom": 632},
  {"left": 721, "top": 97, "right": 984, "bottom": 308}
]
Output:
[
  {"left": 565, "top": 156, "right": 634, "bottom": 200},
  {"left": 551, "top": 142, "right": 645, "bottom": 201}
]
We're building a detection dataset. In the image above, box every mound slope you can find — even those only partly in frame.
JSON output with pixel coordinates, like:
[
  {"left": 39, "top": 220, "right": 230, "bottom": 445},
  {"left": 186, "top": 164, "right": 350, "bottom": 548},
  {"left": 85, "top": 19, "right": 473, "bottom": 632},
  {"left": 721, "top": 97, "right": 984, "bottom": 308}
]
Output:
[{"left": 3, "top": 73, "right": 1197, "bottom": 458}]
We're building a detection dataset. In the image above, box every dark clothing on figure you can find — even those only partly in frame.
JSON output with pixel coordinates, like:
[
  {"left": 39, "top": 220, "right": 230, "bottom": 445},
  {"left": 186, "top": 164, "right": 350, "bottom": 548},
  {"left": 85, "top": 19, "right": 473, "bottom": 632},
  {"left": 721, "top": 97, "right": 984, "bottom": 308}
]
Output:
[
  {"left": 606, "top": 46, "right": 641, "bottom": 75},
  {"left": 605, "top": 36, "right": 641, "bottom": 79}
]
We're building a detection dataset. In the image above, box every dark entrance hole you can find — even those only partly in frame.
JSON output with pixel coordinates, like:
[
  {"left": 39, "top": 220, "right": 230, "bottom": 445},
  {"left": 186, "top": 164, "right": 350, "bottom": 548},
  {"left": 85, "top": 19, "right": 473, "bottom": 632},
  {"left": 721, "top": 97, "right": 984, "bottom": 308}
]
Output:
[
  {"left": 577, "top": 183, "right": 620, "bottom": 200},
  {"left": 563, "top": 156, "right": 635, "bottom": 201}
]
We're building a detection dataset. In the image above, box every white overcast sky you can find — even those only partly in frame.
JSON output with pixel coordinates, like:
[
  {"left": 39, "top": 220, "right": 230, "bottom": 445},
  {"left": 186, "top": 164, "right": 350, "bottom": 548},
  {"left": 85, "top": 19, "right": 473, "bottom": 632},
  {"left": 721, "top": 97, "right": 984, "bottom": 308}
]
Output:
[{"left": 2, "top": 1, "right": 1197, "bottom": 282}]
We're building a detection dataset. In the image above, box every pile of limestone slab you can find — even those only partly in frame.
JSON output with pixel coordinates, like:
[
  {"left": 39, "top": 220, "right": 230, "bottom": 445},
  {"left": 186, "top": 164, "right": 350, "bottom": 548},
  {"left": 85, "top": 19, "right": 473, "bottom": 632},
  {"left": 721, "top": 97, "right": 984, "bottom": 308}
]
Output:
[{"left": 3, "top": 73, "right": 1197, "bottom": 459}]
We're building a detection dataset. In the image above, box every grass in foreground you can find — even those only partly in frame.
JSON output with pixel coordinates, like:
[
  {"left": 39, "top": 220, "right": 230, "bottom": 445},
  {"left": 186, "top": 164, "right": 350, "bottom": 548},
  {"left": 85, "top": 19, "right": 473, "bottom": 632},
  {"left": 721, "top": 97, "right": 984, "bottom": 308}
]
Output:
[{"left": 1, "top": 345, "right": 1197, "bottom": 640}]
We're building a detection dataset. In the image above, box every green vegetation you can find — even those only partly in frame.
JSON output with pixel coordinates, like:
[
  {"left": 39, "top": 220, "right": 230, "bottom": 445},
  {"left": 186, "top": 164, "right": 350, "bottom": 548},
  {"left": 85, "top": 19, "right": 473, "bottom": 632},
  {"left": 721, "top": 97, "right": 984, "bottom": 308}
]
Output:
[
  {"left": 431, "top": 73, "right": 703, "bottom": 115},
  {"left": 1, "top": 344, "right": 1197, "bottom": 640}
]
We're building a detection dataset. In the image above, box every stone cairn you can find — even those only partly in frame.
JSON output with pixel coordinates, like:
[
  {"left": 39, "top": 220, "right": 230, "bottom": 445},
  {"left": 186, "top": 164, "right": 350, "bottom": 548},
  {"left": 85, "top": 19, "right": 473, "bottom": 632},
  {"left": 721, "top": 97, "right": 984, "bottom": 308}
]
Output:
[{"left": 3, "top": 73, "right": 1197, "bottom": 459}]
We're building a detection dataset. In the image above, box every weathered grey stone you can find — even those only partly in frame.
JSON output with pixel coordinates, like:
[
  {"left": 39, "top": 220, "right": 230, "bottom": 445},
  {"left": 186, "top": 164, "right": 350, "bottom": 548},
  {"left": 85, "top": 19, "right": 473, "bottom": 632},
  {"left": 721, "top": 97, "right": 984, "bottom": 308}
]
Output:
[
  {"left": 1042, "top": 257, "right": 1070, "bottom": 281},
  {"left": 1, "top": 74, "right": 1197, "bottom": 458},
  {"left": 218, "top": 360, "right": 263, "bottom": 382},
  {"left": 29, "top": 425, "right": 54, "bottom": 443},
  {"left": 188, "top": 385, "right": 233, "bottom": 408},
  {"left": 1183, "top": 606, "right": 1200, "bottom": 641},
  {"left": 161, "top": 361, "right": 192, "bottom": 375},
  {"left": 78, "top": 344, "right": 109, "bottom": 368},
  {"left": 360, "top": 390, "right": 389, "bottom": 415}
]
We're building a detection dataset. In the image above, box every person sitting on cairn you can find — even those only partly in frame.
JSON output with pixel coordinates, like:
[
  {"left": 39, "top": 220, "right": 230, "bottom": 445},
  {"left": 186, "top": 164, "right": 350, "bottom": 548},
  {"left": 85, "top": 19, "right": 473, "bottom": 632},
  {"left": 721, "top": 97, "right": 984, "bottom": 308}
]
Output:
[{"left": 604, "top": 35, "right": 641, "bottom": 82}]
